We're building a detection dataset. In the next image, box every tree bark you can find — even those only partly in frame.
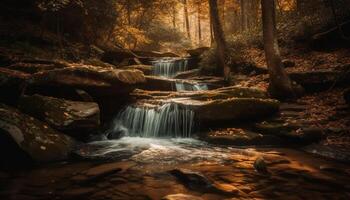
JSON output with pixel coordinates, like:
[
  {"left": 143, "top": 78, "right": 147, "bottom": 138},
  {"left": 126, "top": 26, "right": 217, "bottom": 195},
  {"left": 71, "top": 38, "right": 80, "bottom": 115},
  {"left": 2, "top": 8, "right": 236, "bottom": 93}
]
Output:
[
  {"left": 240, "top": 0, "right": 248, "bottom": 31},
  {"left": 172, "top": 7, "right": 176, "bottom": 29},
  {"left": 197, "top": 3, "right": 202, "bottom": 44},
  {"left": 261, "top": 0, "right": 295, "bottom": 99},
  {"left": 209, "top": 0, "right": 231, "bottom": 80},
  {"left": 183, "top": 0, "right": 191, "bottom": 39}
]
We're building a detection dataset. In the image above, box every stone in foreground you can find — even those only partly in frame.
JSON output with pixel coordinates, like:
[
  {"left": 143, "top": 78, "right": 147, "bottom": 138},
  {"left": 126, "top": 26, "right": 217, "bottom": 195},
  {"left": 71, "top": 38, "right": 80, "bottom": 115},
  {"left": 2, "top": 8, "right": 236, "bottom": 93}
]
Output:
[
  {"left": 18, "top": 95, "right": 100, "bottom": 138},
  {"left": 0, "top": 104, "right": 74, "bottom": 164}
]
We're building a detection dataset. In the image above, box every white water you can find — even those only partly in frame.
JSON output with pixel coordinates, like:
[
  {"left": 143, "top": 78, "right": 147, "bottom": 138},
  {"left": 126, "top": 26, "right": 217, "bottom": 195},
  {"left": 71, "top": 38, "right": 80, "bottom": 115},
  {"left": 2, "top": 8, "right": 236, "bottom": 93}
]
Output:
[
  {"left": 111, "top": 103, "right": 195, "bottom": 138},
  {"left": 175, "top": 82, "right": 208, "bottom": 92},
  {"left": 76, "top": 137, "right": 258, "bottom": 165},
  {"left": 152, "top": 58, "right": 189, "bottom": 77}
]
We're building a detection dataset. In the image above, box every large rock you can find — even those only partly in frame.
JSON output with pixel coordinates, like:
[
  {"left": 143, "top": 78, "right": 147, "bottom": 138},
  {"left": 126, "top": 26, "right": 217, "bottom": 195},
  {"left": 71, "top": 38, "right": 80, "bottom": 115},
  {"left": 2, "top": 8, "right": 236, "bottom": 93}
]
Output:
[
  {"left": 0, "top": 104, "right": 74, "bottom": 164},
  {"left": 4, "top": 60, "right": 68, "bottom": 74},
  {"left": 173, "top": 97, "right": 280, "bottom": 123},
  {"left": 122, "top": 65, "right": 154, "bottom": 75},
  {"left": 132, "top": 86, "right": 268, "bottom": 100},
  {"left": 289, "top": 65, "right": 350, "bottom": 91},
  {"left": 0, "top": 68, "right": 30, "bottom": 105},
  {"left": 28, "top": 65, "right": 146, "bottom": 90},
  {"left": 18, "top": 95, "right": 100, "bottom": 138}
]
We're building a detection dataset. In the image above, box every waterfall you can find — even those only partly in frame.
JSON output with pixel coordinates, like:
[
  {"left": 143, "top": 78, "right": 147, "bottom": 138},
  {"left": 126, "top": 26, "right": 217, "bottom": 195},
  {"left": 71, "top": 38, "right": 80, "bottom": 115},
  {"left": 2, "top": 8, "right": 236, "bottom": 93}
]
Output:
[
  {"left": 152, "top": 58, "right": 189, "bottom": 77},
  {"left": 112, "top": 103, "right": 195, "bottom": 138},
  {"left": 175, "top": 82, "right": 208, "bottom": 92}
]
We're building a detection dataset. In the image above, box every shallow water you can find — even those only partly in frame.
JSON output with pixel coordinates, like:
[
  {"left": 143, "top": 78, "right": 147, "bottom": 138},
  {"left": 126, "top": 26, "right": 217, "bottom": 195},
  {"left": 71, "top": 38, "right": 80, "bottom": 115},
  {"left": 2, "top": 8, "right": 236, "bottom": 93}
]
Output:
[{"left": 76, "top": 137, "right": 258, "bottom": 166}]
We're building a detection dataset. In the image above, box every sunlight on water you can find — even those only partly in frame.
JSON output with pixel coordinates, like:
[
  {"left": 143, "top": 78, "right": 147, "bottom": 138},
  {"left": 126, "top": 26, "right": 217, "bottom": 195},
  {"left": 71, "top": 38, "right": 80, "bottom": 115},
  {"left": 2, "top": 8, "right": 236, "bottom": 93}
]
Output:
[{"left": 76, "top": 137, "right": 258, "bottom": 165}]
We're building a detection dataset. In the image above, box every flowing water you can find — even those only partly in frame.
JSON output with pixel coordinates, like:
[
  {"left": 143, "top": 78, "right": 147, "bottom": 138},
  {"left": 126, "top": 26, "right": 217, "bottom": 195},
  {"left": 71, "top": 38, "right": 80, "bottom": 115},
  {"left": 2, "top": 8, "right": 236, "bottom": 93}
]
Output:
[
  {"left": 2, "top": 58, "right": 350, "bottom": 200},
  {"left": 175, "top": 81, "right": 208, "bottom": 91},
  {"left": 151, "top": 58, "right": 189, "bottom": 77},
  {"left": 107, "top": 103, "right": 195, "bottom": 138}
]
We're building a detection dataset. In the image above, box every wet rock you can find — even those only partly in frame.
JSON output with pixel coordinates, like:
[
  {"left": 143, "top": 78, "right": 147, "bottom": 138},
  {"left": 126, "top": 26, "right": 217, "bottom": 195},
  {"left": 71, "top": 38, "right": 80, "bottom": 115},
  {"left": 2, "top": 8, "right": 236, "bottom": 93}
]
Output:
[
  {"left": 18, "top": 95, "right": 100, "bottom": 138},
  {"left": 85, "top": 163, "right": 122, "bottom": 178},
  {"left": 170, "top": 169, "right": 212, "bottom": 191},
  {"left": 123, "top": 65, "right": 154, "bottom": 75},
  {"left": 170, "top": 169, "right": 240, "bottom": 195},
  {"left": 0, "top": 104, "right": 74, "bottom": 164},
  {"left": 162, "top": 194, "right": 203, "bottom": 200},
  {"left": 204, "top": 128, "right": 284, "bottom": 146},
  {"left": 0, "top": 68, "right": 29, "bottom": 105},
  {"left": 174, "top": 69, "right": 200, "bottom": 79}
]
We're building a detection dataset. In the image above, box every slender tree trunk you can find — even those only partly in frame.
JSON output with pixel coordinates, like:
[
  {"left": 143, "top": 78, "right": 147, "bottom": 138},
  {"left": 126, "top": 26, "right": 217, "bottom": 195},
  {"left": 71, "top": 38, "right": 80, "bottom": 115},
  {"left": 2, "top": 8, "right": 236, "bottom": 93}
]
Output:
[
  {"left": 183, "top": 0, "right": 191, "bottom": 39},
  {"left": 261, "top": 0, "right": 295, "bottom": 99},
  {"left": 172, "top": 7, "right": 176, "bottom": 29},
  {"left": 209, "top": 0, "right": 231, "bottom": 80},
  {"left": 240, "top": 0, "right": 248, "bottom": 31},
  {"left": 209, "top": 12, "right": 214, "bottom": 46},
  {"left": 197, "top": 3, "right": 202, "bottom": 44}
]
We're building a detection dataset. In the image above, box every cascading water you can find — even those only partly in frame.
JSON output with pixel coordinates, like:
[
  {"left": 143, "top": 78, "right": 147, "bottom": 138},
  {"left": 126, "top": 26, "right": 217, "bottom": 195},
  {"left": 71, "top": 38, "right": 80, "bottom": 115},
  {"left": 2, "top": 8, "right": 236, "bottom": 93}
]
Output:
[
  {"left": 110, "top": 103, "right": 195, "bottom": 138},
  {"left": 151, "top": 58, "right": 189, "bottom": 77},
  {"left": 175, "top": 82, "right": 208, "bottom": 91}
]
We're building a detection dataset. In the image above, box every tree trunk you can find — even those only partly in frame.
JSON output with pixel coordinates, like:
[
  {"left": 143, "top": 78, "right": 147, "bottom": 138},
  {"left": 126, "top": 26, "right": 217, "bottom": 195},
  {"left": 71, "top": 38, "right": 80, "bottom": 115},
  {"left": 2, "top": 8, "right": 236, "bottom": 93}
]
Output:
[
  {"left": 184, "top": 0, "right": 191, "bottom": 39},
  {"left": 197, "top": 3, "right": 202, "bottom": 44},
  {"left": 173, "top": 7, "right": 176, "bottom": 29},
  {"left": 209, "top": 0, "right": 231, "bottom": 80},
  {"left": 240, "top": 0, "right": 248, "bottom": 31},
  {"left": 261, "top": 0, "right": 295, "bottom": 99}
]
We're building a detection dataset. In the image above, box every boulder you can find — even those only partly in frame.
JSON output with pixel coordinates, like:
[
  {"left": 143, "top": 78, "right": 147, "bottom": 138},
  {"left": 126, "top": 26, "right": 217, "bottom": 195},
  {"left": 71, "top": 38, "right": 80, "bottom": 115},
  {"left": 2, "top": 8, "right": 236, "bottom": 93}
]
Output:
[
  {"left": 18, "top": 95, "right": 100, "bottom": 138},
  {"left": 28, "top": 65, "right": 146, "bottom": 94},
  {"left": 122, "top": 65, "right": 154, "bottom": 75},
  {"left": 0, "top": 68, "right": 30, "bottom": 105},
  {"left": 289, "top": 66, "right": 350, "bottom": 91},
  {"left": 0, "top": 104, "right": 74, "bottom": 164},
  {"left": 172, "top": 97, "right": 280, "bottom": 123}
]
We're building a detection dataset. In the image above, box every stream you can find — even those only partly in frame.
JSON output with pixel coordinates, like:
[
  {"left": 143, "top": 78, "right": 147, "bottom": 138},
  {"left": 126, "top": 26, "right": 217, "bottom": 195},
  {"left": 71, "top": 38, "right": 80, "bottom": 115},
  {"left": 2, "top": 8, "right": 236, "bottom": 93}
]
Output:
[{"left": 1, "top": 58, "right": 350, "bottom": 200}]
